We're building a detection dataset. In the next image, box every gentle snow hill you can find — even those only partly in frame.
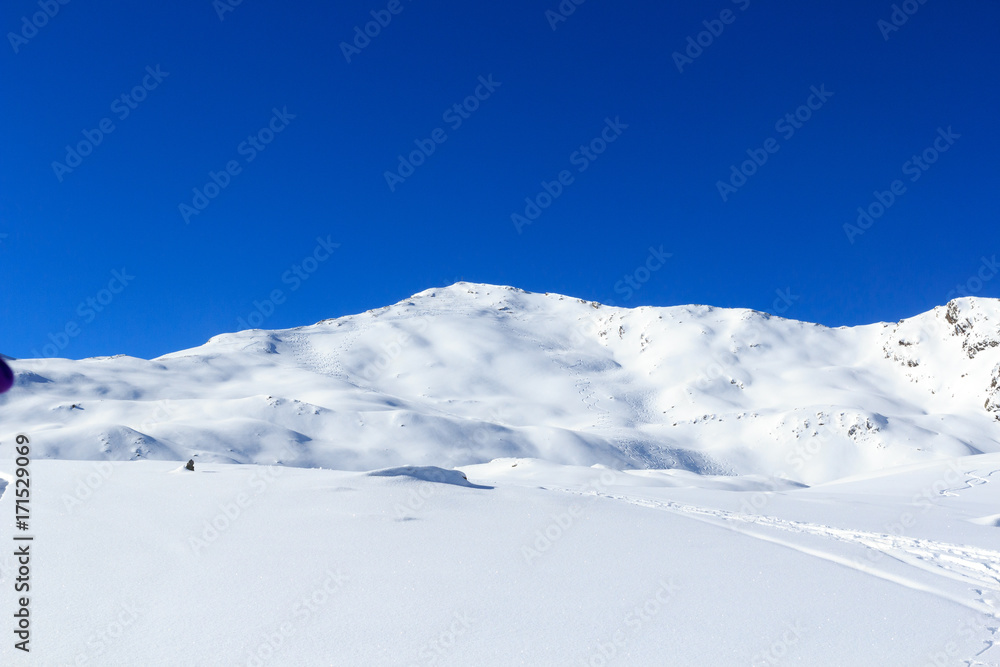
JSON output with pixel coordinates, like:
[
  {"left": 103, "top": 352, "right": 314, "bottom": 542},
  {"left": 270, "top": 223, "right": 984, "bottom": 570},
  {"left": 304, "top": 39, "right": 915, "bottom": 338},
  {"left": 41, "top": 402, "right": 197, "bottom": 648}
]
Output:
[{"left": 2, "top": 284, "right": 999, "bottom": 483}]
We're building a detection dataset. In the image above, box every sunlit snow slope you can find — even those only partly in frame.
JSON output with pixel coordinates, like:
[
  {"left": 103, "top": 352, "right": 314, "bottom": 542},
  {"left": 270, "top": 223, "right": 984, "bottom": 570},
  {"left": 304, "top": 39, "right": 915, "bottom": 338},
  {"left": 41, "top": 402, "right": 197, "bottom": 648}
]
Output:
[{"left": 2, "top": 285, "right": 999, "bottom": 484}]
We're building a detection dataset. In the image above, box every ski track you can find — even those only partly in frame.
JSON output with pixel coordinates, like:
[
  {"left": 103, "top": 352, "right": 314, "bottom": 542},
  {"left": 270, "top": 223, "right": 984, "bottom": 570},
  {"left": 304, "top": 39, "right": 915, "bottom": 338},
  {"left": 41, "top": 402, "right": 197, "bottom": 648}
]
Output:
[
  {"left": 285, "top": 332, "right": 341, "bottom": 380},
  {"left": 554, "top": 485, "right": 1000, "bottom": 660},
  {"left": 569, "top": 360, "right": 612, "bottom": 432},
  {"left": 502, "top": 308, "right": 662, "bottom": 469},
  {"left": 942, "top": 468, "right": 1000, "bottom": 497},
  {"left": 283, "top": 321, "right": 366, "bottom": 388},
  {"left": 563, "top": 336, "right": 663, "bottom": 469},
  {"left": 498, "top": 308, "right": 622, "bottom": 441}
]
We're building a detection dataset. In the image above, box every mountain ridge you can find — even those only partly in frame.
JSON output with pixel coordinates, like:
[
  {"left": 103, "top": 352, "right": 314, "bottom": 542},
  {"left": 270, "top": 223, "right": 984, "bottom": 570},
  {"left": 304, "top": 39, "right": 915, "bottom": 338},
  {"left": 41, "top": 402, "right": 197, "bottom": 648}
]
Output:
[{"left": 2, "top": 283, "right": 998, "bottom": 484}]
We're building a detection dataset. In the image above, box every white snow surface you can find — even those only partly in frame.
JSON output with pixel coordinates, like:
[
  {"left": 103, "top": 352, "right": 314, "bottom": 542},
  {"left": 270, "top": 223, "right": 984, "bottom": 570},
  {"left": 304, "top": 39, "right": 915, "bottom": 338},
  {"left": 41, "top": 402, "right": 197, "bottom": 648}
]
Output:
[
  {"left": 0, "top": 456, "right": 998, "bottom": 665},
  {"left": 2, "top": 284, "right": 1000, "bottom": 484}
]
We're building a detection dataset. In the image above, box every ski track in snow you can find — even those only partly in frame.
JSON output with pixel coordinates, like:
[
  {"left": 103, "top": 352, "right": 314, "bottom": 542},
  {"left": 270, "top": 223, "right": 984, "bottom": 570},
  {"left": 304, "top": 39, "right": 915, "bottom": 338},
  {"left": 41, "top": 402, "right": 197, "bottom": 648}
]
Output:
[
  {"left": 500, "top": 306, "right": 664, "bottom": 468},
  {"left": 284, "top": 320, "right": 367, "bottom": 388},
  {"left": 285, "top": 331, "right": 341, "bottom": 380},
  {"left": 557, "top": 340, "right": 662, "bottom": 469},
  {"left": 496, "top": 307, "right": 637, "bottom": 462},
  {"left": 555, "top": 484, "right": 1000, "bottom": 661},
  {"left": 569, "top": 360, "right": 612, "bottom": 432},
  {"left": 942, "top": 468, "right": 1000, "bottom": 497}
]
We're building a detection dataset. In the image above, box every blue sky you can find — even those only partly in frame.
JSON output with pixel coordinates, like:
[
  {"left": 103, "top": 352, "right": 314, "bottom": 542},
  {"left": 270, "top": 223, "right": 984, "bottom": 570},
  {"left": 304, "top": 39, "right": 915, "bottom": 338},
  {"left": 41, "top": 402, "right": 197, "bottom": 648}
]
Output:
[{"left": 1, "top": 0, "right": 998, "bottom": 360}]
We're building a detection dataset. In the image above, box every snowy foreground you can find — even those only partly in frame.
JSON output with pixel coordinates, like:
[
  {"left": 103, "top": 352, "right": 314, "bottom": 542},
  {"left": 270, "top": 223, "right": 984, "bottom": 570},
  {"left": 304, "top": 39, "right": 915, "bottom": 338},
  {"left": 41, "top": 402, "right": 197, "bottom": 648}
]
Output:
[{"left": 0, "top": 456, "right": 998, "bottom": 666}]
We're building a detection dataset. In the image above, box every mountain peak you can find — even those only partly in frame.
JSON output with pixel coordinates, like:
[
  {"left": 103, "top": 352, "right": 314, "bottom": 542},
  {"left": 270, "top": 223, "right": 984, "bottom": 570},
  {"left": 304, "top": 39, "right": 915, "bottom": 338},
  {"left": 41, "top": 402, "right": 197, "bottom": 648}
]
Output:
[{"left": 3, "top": 288, "right": 999, "bottom": 484}]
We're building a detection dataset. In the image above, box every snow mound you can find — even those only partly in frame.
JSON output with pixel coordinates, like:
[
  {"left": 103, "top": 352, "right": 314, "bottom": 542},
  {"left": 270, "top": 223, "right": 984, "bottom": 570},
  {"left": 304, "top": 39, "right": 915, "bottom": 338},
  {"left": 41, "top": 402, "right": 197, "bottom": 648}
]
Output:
[
  {"left": 969, "top": 513, "right": 1000, "bottom": 527},
  {"left": 367, "top": 465, "right": 491, "bottom": 488}
]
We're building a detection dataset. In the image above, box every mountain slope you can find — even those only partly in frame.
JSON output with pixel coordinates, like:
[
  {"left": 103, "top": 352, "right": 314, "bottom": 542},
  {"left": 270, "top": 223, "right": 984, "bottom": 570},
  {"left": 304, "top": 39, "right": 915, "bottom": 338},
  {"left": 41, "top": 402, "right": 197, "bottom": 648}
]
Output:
[{"left": 2, "top": 284, "right": 999, "bottom": 483}]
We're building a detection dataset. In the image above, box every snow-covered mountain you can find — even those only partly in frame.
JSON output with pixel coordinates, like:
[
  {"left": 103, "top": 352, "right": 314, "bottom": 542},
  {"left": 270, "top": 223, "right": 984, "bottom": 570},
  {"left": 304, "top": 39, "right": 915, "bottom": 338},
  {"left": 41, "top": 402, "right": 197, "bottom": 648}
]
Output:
[
  {"left": 4, "top": 285, "right": 1000, "bottom": 666},
  {"left": 3, "top": 284, "right": 999, "bottom": 484}
]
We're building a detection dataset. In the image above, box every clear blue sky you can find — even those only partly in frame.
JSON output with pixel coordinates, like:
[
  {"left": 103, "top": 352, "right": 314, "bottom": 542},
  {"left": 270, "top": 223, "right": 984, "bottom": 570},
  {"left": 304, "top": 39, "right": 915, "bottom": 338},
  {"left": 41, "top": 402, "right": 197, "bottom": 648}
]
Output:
[{"left": 1, "top": 0, "right": 998, "bottom": 360}]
